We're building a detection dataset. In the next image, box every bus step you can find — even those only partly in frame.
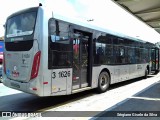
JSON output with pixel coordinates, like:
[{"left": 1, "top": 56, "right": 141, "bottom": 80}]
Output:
[{"left": 72, "top": 87, "right": 92, "bottom": 94}]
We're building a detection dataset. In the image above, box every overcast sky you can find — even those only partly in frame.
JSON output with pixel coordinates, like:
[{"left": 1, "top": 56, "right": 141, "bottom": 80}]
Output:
[{"left": 1, "top": 0, "right": 160, "bottom": 43}]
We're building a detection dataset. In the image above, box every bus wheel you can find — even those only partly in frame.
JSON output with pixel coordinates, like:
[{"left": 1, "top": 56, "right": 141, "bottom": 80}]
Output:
[
  {"left": 97, "top": 71, "right": 110, "bottom": 93},
  {"left": 144, "top": 68, "right": 148, "bottom": 79}
]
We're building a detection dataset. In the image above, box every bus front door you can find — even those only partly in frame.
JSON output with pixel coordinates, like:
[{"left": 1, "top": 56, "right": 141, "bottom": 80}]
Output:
[{"left": 72, "top": 33, "right": 89, "bottom": 89}]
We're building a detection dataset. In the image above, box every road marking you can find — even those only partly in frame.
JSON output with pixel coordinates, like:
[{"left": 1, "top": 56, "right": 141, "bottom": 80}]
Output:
[{"left": 129, "top": 96, "right": 160, "bottom": 101}]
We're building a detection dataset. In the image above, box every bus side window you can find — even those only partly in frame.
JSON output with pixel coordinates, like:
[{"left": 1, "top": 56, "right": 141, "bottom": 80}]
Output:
[
  {"left": 48, "top": 19, "right": 72, "bottom": 68},
  {"left": 120, "top": 46, "right": 125, "bottom": 64},
  {"left": 49, "top": 18, "right": 56, "bottom": 36}
]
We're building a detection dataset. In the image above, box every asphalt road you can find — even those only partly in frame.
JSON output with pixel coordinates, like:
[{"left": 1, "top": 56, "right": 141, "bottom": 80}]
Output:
[
  {"left": 94, "top": 79, "right": 160, "bottom": 120},
  {"left": 0, "top": 84, "right": 96, "bottom": 112}
]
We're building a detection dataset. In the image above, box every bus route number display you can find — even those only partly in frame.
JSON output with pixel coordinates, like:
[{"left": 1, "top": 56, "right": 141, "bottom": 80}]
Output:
[{"left": 52, "top": 71, "right": 70, "bottom": 79}]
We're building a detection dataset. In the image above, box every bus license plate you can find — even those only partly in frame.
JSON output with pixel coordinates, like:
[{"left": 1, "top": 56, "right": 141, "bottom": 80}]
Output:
[{"left": 11, "top": 82, "right": 20, "bottom": 88}]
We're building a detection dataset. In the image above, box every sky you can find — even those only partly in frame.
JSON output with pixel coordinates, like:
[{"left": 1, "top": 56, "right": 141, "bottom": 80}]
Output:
[{"left": 1, "top": 0, "right": 160, "bottom": 43}]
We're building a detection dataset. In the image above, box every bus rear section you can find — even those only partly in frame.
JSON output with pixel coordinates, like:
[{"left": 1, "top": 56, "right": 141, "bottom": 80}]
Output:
[{"left": 3, "top": 7, "right": 43, "bottom": 96}]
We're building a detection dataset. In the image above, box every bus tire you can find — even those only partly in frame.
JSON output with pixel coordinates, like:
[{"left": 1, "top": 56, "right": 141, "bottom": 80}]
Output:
[
  {"left": 144, "top": 68, "right": 148, "bottom": 79},
  {"left": 97, "top": 71, "right": 110, "bottom": 93}
]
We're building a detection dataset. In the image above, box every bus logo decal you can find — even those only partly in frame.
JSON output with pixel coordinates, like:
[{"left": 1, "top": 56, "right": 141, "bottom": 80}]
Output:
[
  {"left": 14, "top": 66, "right": 17, "bottom": 71},
  {"left": 22, "top": 59, "right": 27, "bottom": 64},
  {"left": 12, "top": 71, "right": 19, "bottom": 77},
  {"left": 6, "top": 70, "right": 10, "bottom": 76}
]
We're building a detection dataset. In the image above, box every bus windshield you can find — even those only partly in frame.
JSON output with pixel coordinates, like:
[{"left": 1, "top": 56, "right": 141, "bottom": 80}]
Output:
[{"left": 6, "top": 12, "right": 37, "bottom": 38}]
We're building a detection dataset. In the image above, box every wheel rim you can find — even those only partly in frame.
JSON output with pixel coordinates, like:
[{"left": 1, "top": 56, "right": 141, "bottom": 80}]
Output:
[{"left": 100, "top": 74, "right": 108, "bottom": 89}]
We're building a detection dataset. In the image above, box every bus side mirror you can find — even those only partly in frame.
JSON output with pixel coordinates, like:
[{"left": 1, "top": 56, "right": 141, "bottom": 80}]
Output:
[{"left": 3, "top": 24, "right": 5, "bottom": 28}]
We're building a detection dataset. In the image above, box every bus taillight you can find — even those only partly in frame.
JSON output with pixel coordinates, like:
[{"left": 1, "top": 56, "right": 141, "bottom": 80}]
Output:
[{"left": 30, "top": 51, "right": 41, "bottom": 80}]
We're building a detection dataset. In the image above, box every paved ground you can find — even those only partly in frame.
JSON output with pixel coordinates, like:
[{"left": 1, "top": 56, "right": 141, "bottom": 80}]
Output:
[
  {"left": 35, "top": 74, "right": 160, "bottom": 120},
  {"left": 94, "top": 80, "right": 160, "bottom": 120}
]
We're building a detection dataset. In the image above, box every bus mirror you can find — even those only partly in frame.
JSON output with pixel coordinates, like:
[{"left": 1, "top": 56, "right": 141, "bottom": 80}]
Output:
[{"left": 3, "top": 24, "right": 5, "bottom": 28}]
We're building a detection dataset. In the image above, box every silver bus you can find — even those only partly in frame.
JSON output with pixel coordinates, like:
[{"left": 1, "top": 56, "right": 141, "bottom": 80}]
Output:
[{"left": 3, "top": 4, "right": 155, "bottom": 96}]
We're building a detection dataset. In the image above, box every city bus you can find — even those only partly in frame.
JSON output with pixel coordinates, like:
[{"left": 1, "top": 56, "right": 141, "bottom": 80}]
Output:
[{"left": 3, "top": 4, "right": 155, "bottom": 96}]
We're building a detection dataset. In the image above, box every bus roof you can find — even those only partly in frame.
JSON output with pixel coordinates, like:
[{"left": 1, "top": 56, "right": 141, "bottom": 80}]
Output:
[
  {"left": 53, "top": 13, "right": 150, "bottom": 44},
  {"left": 6, "top": 6, "right": 153, "bottom": 44}
]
